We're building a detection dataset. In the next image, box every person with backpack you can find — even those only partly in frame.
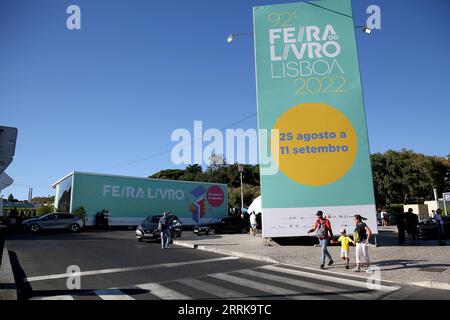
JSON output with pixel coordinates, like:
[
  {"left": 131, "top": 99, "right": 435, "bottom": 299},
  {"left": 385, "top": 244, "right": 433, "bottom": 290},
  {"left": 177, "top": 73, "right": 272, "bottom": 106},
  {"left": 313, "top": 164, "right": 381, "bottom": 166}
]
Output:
[
  {"left": 159, "top": 211, "right": 173, "bottom": 249},
  {"left": 307, "top": 211, "right": 334, "bottom": 270},
  {"left": 353, "top": 214, "right": 373, "bottom": 273}
]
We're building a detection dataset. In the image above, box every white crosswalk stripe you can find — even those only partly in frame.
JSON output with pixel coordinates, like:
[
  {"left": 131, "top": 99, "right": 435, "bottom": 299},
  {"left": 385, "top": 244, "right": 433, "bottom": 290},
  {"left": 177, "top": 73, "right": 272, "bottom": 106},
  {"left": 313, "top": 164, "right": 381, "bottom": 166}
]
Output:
[
  {"left": 95, "top": 289, "right": 135, "bottom": 300},
  {"left": 208, "top": 272, "right": 324, "bottom": 300},
  {"left": 31, "top": 264, "right": 400, "bottom": 300},
  {"left": 136, "top": 282, "right": 192, "bottom": 300},
  {"left": 259, "top": 265, "right": 399, "bottom": 293},
  {"left": 38, "top": 295, "right": 75, "bottom": 300},
  {"left": 176, "top": 277, "right": 259, "bottom": 300},
  {"left": 236, "top": 268, "right": 373, "bottom": 300}
]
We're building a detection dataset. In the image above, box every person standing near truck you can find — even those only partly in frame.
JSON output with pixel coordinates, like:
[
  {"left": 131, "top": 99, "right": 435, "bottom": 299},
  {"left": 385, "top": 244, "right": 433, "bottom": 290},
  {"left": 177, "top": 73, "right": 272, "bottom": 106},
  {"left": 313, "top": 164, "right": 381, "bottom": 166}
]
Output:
[
  {"left": 249, "top": 211, "right": 257, "bottom": 236},
  {"left": 434, "top": 209, "right": 446, "bottom": 246},
  {"left": 159, "top": 211, "right": 173, "bottom": 249},
  {"left": 103, "top": 210, "right": 110, "bottom": 230},
  {"left": 307, "top": 211, "right": 334, "bottom": 270}
]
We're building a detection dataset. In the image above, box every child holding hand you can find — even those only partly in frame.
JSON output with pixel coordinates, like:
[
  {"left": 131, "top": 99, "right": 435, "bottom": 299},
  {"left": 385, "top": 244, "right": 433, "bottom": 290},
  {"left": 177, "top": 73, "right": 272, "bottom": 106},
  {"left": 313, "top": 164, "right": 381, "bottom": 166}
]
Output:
[{"left": 337, "top": 228, "right": 355, "bottom": 269}]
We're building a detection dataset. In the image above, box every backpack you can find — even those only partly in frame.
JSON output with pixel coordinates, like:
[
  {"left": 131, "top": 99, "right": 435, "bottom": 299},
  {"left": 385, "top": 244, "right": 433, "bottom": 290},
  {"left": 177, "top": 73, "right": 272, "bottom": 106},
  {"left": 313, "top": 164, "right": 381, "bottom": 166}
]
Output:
[
  {"left": 316, "top": 220, "right": 328, "bottom": 238},
  {"left": 352, "top": 230, "right": 360, "bottom": 242},
  {"left": 353, "top": 223, "right": 366, "bottom": 242}
]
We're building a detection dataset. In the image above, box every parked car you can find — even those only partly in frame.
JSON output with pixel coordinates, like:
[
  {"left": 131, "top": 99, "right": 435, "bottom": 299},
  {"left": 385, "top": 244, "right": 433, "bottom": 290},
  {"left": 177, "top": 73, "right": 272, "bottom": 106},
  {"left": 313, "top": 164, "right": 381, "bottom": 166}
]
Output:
[
  {"left": 135, "top": 214, "right": 182, "bottom": 242},
  {"left": 418, "top": 216, "right": 450, "bottom": 239},
  {"left": 193, "top": 216, "right": 249, "bottom": 236},
  {"left": 22, "top": 213, "right": 84, "bottom": 233}
]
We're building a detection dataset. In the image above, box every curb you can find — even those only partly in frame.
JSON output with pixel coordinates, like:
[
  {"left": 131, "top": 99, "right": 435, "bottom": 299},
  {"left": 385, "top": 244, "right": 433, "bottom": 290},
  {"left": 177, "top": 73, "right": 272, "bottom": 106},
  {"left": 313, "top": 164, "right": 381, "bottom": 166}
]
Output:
[
  {"left": 0, "top": 246, "right": 18, "bottom": 300},
  {"left": 173, "top": 240, "right": 450, "bottom": 291},
  {"left": 409, "top": 281, "right": 450, "bottom": 291},
  {"left": 173, "top": 240, "right": 278, "bottom": 264}
]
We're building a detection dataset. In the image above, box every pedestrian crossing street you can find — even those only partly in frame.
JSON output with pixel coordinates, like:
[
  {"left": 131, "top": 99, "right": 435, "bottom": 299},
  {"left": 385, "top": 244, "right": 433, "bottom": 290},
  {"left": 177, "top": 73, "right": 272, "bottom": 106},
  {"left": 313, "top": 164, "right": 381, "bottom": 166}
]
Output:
[{"left": 33, "top": 264, "right": 400, "bottom": 300}]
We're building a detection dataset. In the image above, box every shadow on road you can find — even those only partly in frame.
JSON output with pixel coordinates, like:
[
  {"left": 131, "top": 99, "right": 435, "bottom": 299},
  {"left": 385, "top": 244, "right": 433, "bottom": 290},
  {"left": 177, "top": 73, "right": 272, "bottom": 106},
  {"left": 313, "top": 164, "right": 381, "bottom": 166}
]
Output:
[
  {"left": 8, "top": 250, "right": 33, "bottom": 300},
  {"left": 375, "top": 259, "right": 450, "bottom": 272}
]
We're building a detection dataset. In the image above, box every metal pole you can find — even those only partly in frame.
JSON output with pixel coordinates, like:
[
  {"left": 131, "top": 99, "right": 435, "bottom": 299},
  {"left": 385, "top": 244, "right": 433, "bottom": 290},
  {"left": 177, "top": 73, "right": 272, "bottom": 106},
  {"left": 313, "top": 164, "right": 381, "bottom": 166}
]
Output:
[
  {"left": 238, "top": 164, "right": 244, "bottom": 213},
  {"left": 240, "top": 171, "right": 244, "bottom": 211},
  {"left": 444, "top": 193, "right": 448, "bottom": 216},
  {"left": 0, "top": 193, "right": 3, "bottom": 217}
]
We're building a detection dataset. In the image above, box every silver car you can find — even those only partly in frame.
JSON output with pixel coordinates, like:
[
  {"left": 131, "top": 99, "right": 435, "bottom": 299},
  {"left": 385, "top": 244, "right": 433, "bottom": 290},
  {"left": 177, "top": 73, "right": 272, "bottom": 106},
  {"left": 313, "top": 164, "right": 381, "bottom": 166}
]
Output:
[{"left": 22, "top": 213, "right": 85, "bottom": 233}]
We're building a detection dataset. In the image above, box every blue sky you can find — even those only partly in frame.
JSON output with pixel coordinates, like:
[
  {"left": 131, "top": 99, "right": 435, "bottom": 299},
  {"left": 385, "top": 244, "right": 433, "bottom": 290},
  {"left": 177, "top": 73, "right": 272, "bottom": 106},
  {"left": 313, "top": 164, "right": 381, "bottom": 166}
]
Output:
[{"left": 1, "top": 0, "right": 450, "bottom": 199}]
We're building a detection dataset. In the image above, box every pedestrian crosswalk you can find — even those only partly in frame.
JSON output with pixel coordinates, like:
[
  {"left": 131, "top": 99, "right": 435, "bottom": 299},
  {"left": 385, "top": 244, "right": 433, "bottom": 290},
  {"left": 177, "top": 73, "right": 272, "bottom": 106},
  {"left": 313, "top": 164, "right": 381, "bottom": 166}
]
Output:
[
  {"left": 136, "top": 283, "right": 192, "bottom": 300},
  {"left": 31, "top": 264, "right": 400, "bottom": 301}
]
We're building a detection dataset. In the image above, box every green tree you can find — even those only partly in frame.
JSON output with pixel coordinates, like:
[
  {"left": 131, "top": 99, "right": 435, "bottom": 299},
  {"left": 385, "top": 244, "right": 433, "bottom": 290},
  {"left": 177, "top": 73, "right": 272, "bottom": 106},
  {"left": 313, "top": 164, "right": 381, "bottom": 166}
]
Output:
[
  {"left": 149, "top": 169, "right": 185, "bottom": 180},
  {"left": 228, "top": 184, "right": 261, "bottom": 209},
  {"left": 371, "top": 149, "right": 450, "bottom": 207},
  {"left": 31, "top": 196, "right": 55, "bottom": 205},
  {"left": 36, "top": 205, "right": 55, "bottom": 216},
  {"left": 7, "top": 193, "right": 18, "bottom": 202},
  {"left": 73, "top": 206, "right": 87, "bottom": 221}
]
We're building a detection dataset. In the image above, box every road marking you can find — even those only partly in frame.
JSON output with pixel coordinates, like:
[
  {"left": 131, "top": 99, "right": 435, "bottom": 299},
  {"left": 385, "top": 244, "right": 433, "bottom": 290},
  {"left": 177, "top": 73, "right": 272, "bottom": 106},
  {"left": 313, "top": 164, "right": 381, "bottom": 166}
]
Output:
[
  {"left": 39, "top": 295, "right": 75, "bottom": 300},
  {"left": 234, "top": 269, "right": 332, "bottom": 300},
  {"left": 136, "top": 283, "right": 192, "bottom": 300},
  {"left": 237, "top": 268, "right": 374, "bottom": 300},
  {"left": 26, "top": 256, "right": 239, "bottom": 282},
  {"left": 95, "top": 289, "right": 135, "bottom": 300},
  {"left": 177, "top": 277, "right": 258, "bottom": 300},
  {"left": 259, "top": 265, "right": 399, "bottom": 293},
  {"left": 381, "top": 285, "right": 423, "bottom": 300},
  {"left": 208, "top": 272, "right": 318, "bottom": 300}
]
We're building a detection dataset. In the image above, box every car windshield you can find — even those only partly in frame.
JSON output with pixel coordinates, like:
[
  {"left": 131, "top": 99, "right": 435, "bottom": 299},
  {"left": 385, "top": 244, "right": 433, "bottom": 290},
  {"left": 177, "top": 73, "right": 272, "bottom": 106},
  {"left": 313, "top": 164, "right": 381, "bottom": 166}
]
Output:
[
  {"left": 40, "top": 213, "right": 56, "bottom": 219},
  {"left": 145, "top": 216, "right": 162, "bottom": 223}
]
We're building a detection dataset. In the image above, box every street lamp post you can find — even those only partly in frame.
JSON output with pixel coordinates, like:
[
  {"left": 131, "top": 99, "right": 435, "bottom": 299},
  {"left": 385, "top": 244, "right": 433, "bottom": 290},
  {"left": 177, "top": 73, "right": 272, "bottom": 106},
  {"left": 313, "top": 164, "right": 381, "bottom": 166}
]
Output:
[
  {"left": 238, "top": 164, "right": 244, "bottom": 213},
  {"left": 226, "top": 32, "right": 253, "bottom": 43}
]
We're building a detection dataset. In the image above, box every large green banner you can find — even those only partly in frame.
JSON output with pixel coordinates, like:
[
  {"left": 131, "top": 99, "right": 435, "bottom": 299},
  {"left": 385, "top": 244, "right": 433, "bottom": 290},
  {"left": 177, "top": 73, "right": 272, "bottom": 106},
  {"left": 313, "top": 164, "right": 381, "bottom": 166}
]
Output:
[
  {"left": 69, "top": 172, "right": 228, "bottom": 226},
  {"left": 254, "top": 0, "right": 377, "bottom": 237}
]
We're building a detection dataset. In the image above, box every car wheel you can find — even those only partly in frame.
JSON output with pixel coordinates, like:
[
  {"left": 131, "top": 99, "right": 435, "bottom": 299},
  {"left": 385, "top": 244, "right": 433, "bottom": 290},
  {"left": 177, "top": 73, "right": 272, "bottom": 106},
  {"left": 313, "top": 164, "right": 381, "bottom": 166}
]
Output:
[
  {"left": 70, "top": 224, "right": 80, "bottom": 233},
  {"left": 207, "top": 228, "right": 216, "bottom": 236},
  {"left": 30, "top": 224, "right": 41, "bottom": 233},
  {"left": 138, "top": 237, "right": 143, "bottom": 242}
]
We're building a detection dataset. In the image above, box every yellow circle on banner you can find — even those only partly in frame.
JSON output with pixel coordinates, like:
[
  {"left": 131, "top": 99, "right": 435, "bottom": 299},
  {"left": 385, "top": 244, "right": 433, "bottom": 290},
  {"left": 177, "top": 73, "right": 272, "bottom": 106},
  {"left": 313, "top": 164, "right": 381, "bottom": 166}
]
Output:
[{"left": 272, "top": 102, "right": 358, "bottom": 186}]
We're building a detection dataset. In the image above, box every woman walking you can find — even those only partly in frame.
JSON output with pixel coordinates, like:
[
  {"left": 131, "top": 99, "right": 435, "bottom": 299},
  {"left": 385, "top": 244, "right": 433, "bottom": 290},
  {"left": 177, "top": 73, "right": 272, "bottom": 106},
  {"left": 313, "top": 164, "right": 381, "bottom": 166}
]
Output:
[{"left": 353, "top": 214, "right": 372, "bottom": 273}]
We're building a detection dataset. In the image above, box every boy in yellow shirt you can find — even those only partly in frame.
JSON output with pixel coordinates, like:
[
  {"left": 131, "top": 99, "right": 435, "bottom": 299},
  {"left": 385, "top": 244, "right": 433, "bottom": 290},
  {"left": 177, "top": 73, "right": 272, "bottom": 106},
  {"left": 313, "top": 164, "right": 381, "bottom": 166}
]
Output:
[{"left": 337, "top": 229, "right": 355, "bottom": 269}]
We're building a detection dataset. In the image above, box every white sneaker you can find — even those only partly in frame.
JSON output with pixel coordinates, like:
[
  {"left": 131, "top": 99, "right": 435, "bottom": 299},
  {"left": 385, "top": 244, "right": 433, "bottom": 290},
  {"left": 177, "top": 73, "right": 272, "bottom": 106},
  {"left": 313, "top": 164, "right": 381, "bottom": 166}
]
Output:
[
  {"left": 353, "top": 267, "right": 361, "bottom": 272},
  {"left": 366, "top": 269, "right": 373, "bottom": 273}
]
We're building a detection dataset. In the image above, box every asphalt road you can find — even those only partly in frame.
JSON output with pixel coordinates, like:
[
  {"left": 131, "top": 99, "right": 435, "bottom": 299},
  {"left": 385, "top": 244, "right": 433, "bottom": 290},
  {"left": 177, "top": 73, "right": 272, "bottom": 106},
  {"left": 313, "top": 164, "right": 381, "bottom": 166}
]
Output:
[{"left": 4, "top": 230, "right": 449, "bottom": 300}]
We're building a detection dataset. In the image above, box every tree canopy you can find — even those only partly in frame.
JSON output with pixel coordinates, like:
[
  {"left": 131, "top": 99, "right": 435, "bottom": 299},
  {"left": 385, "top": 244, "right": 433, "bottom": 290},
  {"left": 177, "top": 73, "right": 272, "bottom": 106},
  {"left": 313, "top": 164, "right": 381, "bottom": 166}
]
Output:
[
  {"left": 149, "top": 163, "right": 260, "bottom": 208},
  {"left": 371, "top": 149, "right": 449, "bottom": 207}
]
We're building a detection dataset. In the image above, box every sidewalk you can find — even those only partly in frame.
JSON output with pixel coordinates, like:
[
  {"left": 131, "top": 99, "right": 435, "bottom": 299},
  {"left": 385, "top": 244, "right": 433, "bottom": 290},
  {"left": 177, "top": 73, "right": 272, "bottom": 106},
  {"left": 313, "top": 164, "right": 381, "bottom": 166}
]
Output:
[{"left": 174, "top": 227, "right": 450, "bottom": 290}]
